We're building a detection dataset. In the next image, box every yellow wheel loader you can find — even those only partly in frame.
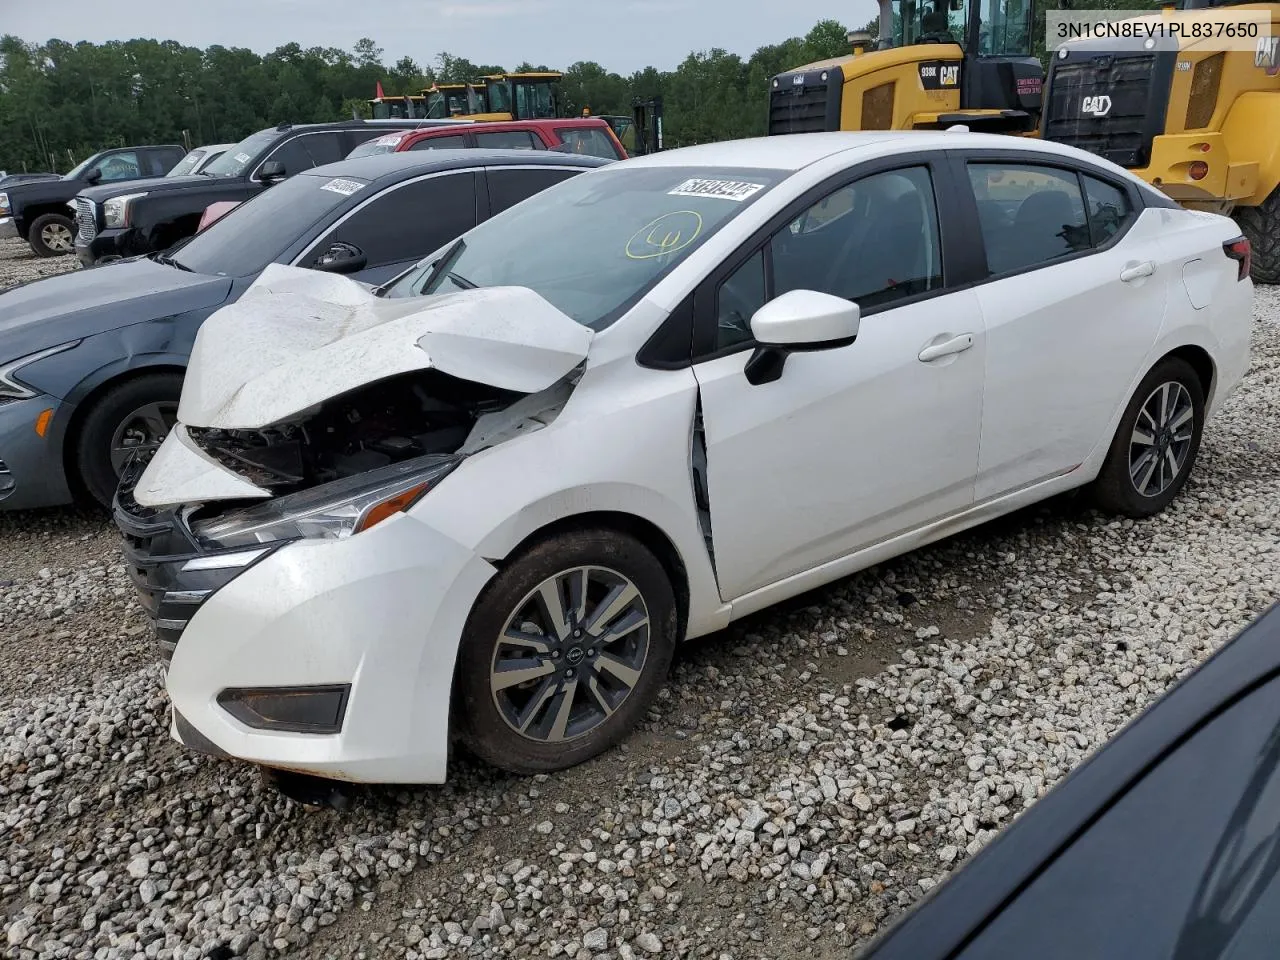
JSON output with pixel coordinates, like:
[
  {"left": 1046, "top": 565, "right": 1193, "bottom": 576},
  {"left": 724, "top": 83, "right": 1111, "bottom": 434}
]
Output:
[
  {"left": 1042, "top": 0, "right": 1280, "bottom": 281},
  {"left": 768, "top": 0, "right": 1046, "bottom": 135}
]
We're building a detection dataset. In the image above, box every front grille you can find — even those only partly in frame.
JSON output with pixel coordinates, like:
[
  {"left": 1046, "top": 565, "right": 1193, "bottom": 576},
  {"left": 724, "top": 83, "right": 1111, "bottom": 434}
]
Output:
[
  {"left": 74, "top": 198, "right": 97, "bottom": 243},
  {"left": 1044, "top": 50, "right": 1175, "bottom": 168},
  {"left": 769, "top": 68, "right": 844, "bottom": 135},
  {"left": 114, "top": 460, "right": 275, "bottom": 660}
]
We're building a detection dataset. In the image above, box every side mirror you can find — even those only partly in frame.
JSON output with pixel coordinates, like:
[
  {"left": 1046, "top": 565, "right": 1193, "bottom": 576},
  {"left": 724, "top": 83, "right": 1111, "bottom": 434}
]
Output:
[
  {"left": 84, "top": 168, "right": 102, "bottom": 185},
  {"left": 259, "top": 161, "right": 286, "bottom": 184},
  {"left": 313, "top": 241, "right": 367, "bottom": 274},
  {"left": 744, "top": 290, "right": 860, "bottom": 386}
]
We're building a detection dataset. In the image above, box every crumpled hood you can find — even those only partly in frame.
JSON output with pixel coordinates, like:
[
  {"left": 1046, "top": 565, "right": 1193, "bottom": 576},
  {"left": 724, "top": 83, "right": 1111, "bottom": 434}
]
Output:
[{"left": 178, "top": 263, "right": 594, "bottom": 430}]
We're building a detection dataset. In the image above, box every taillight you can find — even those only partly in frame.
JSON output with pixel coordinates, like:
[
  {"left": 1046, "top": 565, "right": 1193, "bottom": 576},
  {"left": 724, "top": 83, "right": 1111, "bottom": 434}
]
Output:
[
  {"left": 1188, "top": 161, "right": 1209, "bottom": 181},
  {"left": 1224, "top": 236, "right": 1251, "bottom": 281}
]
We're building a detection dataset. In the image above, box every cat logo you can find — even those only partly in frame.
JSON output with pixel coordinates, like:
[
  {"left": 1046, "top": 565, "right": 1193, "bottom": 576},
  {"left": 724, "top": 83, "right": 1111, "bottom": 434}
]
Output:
[
  {"left": 940, "top": 65, "right": 960, "bottom": 86},
  {"left": 1081, "top": 95, "right": 1112, "bottom": 117},
  {"left": 1256, "top": 37, "right": 1280, "bottom": 74}
]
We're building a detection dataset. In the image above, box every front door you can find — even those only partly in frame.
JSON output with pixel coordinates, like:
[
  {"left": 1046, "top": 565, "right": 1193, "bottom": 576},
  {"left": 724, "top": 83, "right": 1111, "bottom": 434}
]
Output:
[{"left": 692, "top": 164, "right": 987, "bottom": 600}]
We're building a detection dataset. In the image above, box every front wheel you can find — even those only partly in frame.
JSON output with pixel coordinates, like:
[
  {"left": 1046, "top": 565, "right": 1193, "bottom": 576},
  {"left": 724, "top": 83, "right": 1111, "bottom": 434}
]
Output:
[
  {"left": 453, "top": 529, "right": 678, "bottom": 775},
  {"left": 28, "top": 213, "right": 76, "bottom": 258},
  {"left": 73, "top": 373, "right": 183, "bottom": 508},
  {"left": 1091, "top": 357, "right": 1205, "bottom": 518}
]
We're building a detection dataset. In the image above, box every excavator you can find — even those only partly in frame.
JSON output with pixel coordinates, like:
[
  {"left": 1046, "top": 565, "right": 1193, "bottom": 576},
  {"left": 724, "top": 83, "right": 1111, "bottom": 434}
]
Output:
[
  {"left": 370, "top": 73, "right": 564, "bottom": 121},
  {"left": 769, "top": 0, "right": 1046, "bottom": 134},
  {"left": 1043, "top": 0, "right": 1280, "bottom": 281}
]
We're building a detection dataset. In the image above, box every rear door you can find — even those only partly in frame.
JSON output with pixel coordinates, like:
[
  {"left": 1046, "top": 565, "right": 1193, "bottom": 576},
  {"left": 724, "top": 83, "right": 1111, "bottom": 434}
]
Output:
[
  {"left": 295, "top": 170, "right": 481, "bottom": 286},
  {"left": 952, "top": 151, "right": 1169, "bottom": 502}
]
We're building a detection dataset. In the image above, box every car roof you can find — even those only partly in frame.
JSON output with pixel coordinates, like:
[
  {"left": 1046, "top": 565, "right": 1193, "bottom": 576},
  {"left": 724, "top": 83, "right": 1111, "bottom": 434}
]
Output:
[
  {"left": 620, "top": 130, "right": 1145, "bottom": 173},
  {"left": 860, "top": 600, "right": 1280, "bottom": 959},
  {"left": 411, "top": 117, "right": 612, "bottom": 134},
  {"left": 297, "top": 148, "right": 612, "bottom": 185}
]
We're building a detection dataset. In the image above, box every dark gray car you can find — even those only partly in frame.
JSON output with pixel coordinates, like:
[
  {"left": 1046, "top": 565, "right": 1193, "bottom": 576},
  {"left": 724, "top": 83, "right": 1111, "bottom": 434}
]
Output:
[{"left": 0, "top": 150, "right": 608, "bottom": 509}]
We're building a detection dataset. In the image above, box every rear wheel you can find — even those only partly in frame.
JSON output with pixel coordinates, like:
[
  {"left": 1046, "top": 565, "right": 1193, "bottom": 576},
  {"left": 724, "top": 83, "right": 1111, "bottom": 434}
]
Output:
[
  {"left": 73, "top": 373, "right": 182, "bottom": 508},
  {"left": 1091, "top": 357, "right": 1204, "bottom": 518},
  {"left": 453, "top": 529, "right": 678, "bottom": 775},
  {"left": 28, "top": 213, "right": 75, "bottom": 258},
  {"left": 1235, "top": 188, "right": 1280, "bottom": 284}
]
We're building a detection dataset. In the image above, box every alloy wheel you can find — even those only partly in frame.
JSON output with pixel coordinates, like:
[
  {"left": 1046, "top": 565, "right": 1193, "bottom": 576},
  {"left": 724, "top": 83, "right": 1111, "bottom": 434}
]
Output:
[
  {"left": 109, "top": 400, "right": 177, "bottom": 474},
  {"left": 1129, "top": 381, "right": 1195, "bottom": 498},
  {"left": 41, "top": 222, "right": 74, "bottom": 253},
  {"left": 490, "top": 565, "right": 650, "bottom": 743}
]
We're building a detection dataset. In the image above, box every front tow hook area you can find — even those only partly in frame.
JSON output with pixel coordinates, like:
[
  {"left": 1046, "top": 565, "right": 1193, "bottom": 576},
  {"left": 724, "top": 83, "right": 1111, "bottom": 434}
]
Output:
[{"left": 261, "top": 768, "right": 360, "bottom": 812}]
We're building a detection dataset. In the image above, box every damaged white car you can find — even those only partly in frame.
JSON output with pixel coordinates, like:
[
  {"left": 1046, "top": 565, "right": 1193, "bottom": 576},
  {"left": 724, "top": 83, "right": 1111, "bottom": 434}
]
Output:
[{"left": 116, "top": 131, "right": 1253, "bottom": 791}]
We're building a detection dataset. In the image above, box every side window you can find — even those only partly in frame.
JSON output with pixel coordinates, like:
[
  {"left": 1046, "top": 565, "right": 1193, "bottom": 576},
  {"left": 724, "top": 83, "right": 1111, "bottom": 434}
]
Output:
[
  {"left": 967, "top": 163, "right": 1089, "bottom": 275},
  {"left": 260, "top": 135, "right": 343, "bottom": 178},
  {"left": 307, "top": 172, "right": 479, "bottom": 268},
  {"left": 475, "top": 131, "right": 542, "bottom": 150},
  {"left": 956, "top": 671, "right": 1280, "bottom": 960},
  {"left": 715, "top": 249, "right": 767, "bottom": 351},
  {"left": 770, "top": 165, "right": 943, "bottom": 310},
  {"left": 408, "top": 134, "right": 469, "bottom": 151},
  {"left": 93, "top": 152, "right": 140, "bottom": 182},
  {"left": 486, "top": 168, "right": 580, "bottom": 216},
  {"left": 1083, "top": 175, "right": 1135, "bottom": 246},
  {"left": 554, "top": 128, "right": 622, "bottom": 160}
]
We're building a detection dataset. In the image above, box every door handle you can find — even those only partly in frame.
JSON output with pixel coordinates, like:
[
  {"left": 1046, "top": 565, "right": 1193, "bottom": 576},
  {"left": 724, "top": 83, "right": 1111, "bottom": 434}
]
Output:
[
  {"left": 918, "top": 333, "right": 975, "bottom": 363},
  {"left": 1120, "top": 261, "right": 1155, "bottom": 282}
]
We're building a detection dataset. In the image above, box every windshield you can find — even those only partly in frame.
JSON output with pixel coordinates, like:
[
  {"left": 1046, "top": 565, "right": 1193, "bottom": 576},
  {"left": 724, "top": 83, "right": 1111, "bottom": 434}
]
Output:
[
  {"left": 892, "top": 0, "right": 969, "bottom": 45},
  {"left": 170, "top": 172, "right": 364, "bottom": 277},
  {"left": 167, "top": 149, "right": 207, "bottom": 178},
  {"left": 62, "top": 153, "right": 100, "bottom": 180},
  {"left": 384, "top": 165, "right": 784, "bottom": 330},
  {"left": 487, "top": 79, "right": 513, "bottom": 114},
  {"left": 347, "top": 133, "right": 406, "bottom": 159},
  {"left": 202, "top": 130, "right": 278, "bottom": 178}
]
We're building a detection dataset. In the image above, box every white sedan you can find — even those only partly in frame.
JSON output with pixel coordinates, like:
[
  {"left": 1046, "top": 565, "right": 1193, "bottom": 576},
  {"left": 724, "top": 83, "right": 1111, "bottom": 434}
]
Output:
[{"left": 116, "top": 131, "right": 1253, "bottom": 790}]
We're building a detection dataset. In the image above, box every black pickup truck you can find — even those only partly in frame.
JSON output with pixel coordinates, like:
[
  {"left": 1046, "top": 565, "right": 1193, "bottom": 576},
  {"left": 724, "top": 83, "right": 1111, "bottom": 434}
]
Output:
[
  {"left": 72, "top": 119, "right": 468, "bottom": 266},
  {"left": 0, "top": 145, "right": 186, "bottom": 256}
]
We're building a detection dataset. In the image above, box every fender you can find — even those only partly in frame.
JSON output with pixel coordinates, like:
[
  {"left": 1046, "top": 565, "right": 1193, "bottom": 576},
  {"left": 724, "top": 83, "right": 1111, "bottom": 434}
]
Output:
[{"left": 1221, "top": 92, "right": 1280, "bottom": 207}]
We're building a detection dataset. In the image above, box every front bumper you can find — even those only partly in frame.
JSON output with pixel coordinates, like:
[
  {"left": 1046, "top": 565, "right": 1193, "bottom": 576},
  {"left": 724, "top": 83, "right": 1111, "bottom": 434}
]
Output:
[
  {"left": 114, "top": 465, "right": 497, "bottom": 784},
  {"left": 0, "top": 395, "right": 73, "bottom": 510},
  {"left": 75, "top": 228, "right": 132, "bottom": 267},
  {"left": 0, "top": 217, "right": 17, "bottom": 241}
]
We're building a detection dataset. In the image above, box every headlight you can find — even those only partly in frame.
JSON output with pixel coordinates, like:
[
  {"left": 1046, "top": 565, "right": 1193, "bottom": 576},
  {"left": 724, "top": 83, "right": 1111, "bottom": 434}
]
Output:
[
  {"left": 192, "top": 453, "right": 462, "bottom": 548},
  {"left": 0, "top": 341, "right": 82, "bottom": 405},
  {"left": 103, "top": 192, "right": 147, "bottom": 229},
  {"left": 0, "top": 192, "right": 9, "bottom": 215}
]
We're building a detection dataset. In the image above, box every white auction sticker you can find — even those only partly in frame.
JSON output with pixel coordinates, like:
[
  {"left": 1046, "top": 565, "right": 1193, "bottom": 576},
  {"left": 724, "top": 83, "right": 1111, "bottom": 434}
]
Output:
[
  {"left": 321, "top": 178, "right": 366, "bottom": 196},
  {"left": 374, "top": 134, "right": 404, "bottom": 146},
  {"left": 668, "top": 178, "right": 765, "bottom": 202},
  {"left": 234, "top": 152, "right": 252, "bottom": 164}
]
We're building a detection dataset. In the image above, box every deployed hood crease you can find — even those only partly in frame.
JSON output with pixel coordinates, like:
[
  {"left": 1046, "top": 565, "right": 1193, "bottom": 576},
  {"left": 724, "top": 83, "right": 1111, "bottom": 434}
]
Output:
[
  {"left": 178, "top": 264, "right": 594, "bottom": 431},
  {"left": 134, "top": 425, "right": 271, "bottom": 509}
]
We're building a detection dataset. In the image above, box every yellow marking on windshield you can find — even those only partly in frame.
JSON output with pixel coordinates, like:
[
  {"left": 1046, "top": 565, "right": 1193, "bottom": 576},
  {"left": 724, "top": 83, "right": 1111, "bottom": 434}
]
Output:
[{"left": 625, "top": 210, "right": 703, "bottom": 261}]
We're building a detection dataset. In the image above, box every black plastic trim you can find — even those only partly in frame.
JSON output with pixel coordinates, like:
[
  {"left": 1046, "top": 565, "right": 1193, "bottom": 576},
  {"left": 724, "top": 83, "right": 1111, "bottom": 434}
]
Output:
[{"left": 217, "top": 684, "right": 352, "bottom": 735}]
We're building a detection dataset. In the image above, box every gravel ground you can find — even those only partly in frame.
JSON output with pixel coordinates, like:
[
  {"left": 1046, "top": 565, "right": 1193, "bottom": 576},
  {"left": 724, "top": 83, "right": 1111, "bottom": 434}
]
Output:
[{"left": 2, "top": 240, "right": 1279, "bottom": 960}]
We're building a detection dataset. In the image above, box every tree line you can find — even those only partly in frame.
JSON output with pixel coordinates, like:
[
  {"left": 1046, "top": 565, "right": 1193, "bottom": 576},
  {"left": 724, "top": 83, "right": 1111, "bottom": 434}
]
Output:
[{"left": 0, "top": 21, "right": 854, "bottom": 173}]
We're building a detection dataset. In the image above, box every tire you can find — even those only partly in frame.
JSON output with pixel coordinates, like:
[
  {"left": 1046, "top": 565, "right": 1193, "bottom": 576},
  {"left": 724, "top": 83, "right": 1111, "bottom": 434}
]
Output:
[
  {"left": 453, "top": 528, "right": 678, "bottom": 775},
  {"left": 1092, "top": 357, "right": 1205, "bottom": 518},
  {"left": 28, "top": 213, "right": 76, "bottom": 258},
  {"left": 1235, "top": 188, "right": 1280, "bottom": 284},
  {"left": 73, "top": 373, "right": 183, "bottom": 508}
]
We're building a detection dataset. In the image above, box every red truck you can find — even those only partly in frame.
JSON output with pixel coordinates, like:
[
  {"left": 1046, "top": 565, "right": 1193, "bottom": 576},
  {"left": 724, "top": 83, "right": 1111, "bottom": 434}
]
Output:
[{"left": 346, "top": 117, "right": 629, "bottom": 161}]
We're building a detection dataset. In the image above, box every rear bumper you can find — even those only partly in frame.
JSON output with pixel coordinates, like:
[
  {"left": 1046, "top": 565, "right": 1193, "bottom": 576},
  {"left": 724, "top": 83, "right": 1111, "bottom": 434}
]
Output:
[{"left": 0, "top": 395, "right": 73, "bottom": 510}]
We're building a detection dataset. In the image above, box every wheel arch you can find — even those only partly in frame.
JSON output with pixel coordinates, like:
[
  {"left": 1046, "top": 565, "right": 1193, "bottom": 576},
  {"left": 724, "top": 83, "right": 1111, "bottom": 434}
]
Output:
[
  {"left": 490, "top": 510, "right": 692, "bottom": 645},
  {"left": 1162, "top": 342, "right": 1216, "bottom": 406},
  {"left": 60, "top": 361, "right": 186, "bottom": 497}
]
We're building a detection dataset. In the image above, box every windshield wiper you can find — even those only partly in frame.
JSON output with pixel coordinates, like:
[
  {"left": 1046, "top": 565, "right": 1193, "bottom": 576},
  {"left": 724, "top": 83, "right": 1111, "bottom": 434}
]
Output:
[
  {"left": 444, "top": 271, "right": 476, "bottom": 290},
  {"left": 151, "top": 253, "right": 192, "bottom": 272},
  {"left": 422, "top": 238, "right": 465, "bottom": 290}
]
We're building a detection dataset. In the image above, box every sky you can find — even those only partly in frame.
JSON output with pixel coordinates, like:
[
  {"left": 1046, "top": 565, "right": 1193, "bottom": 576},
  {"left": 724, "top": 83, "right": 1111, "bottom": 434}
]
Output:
[{"left": 5, "top": 0, "right": 881, "bottom": 75}]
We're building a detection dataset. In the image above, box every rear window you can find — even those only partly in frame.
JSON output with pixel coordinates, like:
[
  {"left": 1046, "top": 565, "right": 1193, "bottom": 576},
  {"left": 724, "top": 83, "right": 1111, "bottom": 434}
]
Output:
[
  {"left": 347, "top": 133, "right": 408, "bottom": 159},
  {"left": 555, "top": 127, "right": 622, "bottom": 160},
  {"left": 407, "top": 134, "right": 469, "bottom": 151},
  {"left": 474, "top": 131, "right": 543, "bottom": 150}
]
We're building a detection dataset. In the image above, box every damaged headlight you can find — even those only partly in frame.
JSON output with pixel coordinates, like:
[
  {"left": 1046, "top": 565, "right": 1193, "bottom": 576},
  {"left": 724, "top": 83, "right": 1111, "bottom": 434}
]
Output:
[{"left": 192, "top": 453, "right": 462, "bottom": 548}]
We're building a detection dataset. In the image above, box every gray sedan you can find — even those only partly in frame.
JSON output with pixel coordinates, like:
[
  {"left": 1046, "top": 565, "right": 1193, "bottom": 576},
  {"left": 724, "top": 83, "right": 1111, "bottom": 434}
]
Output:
[{"left": 0, "top": 150, "right": 607, "bottom": 509}]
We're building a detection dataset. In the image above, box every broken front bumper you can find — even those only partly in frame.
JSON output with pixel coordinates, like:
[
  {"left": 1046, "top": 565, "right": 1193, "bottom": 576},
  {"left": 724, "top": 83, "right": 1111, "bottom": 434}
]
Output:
[{"left": 114, "top": 462, "right": 498, "bottom": 785}]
